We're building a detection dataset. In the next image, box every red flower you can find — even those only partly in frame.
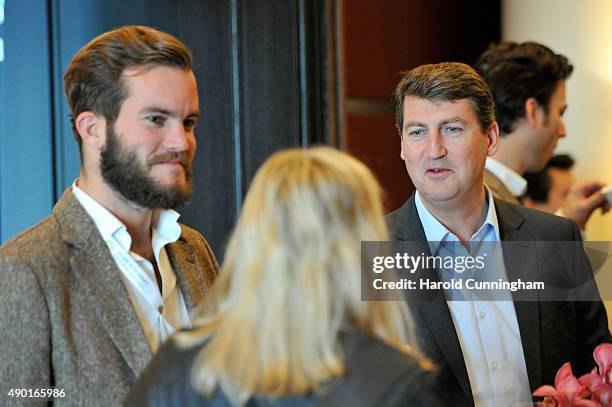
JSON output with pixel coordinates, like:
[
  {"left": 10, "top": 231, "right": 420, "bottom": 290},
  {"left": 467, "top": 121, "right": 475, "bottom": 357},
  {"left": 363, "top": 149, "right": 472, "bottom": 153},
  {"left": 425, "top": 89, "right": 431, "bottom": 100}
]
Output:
[
  {"left": 533, "top": 362, "right": 600, "bottom": 407},
  {"left": 579, "top": 343, "right": 612, "bottom": 406}
]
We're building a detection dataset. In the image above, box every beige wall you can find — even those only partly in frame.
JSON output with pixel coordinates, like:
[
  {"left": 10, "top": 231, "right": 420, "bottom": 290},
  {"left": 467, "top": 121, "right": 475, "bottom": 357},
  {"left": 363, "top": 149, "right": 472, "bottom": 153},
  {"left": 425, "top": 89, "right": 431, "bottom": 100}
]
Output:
[{"left": 503, "top": 0, "right": 612, "bottom": 240}]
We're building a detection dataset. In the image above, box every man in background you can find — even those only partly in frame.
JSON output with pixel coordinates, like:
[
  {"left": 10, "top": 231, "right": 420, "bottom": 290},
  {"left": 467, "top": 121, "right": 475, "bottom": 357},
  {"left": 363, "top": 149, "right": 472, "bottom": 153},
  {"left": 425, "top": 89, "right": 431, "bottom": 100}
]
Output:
[
  {"left": 523, "top": 154, "right": 575, "bottom": 213},
  {"left": 475, "top": 41, "right": 608, "bottom": 229},
  {"left": 387, "top": 61, "right": 610, "bottom": 406},
  {"left": 0, "top": 26, "right": 218, "bottom": 405}
]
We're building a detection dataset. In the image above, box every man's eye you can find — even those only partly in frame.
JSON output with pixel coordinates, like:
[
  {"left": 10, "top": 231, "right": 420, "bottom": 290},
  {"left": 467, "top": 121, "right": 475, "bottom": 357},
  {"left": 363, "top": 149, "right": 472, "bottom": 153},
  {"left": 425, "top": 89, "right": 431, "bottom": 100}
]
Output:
[
  {"left": 146, "top": 115, "right": 166, "bottom": 126},
  {"left": 444, "top": 126, "right": 462, "bottom": 134},
  {"left": 184, "top": 119, "right": 197, "bottom": 130},
  {"left": 409, "top": 129, "right": 425, "bottom": 137}
]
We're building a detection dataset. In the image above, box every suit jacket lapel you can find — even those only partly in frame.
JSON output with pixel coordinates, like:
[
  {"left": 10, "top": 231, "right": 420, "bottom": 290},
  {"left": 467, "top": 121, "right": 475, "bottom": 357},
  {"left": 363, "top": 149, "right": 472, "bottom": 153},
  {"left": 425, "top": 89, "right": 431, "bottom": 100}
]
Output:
[
  {"left": 391, "top": 196, "right": 473, "bottom": 401},
  {"left": 494, "top": 198, "right": 542, "bottom": 391},
  {"left": 54, "top": 189, "right": 152, "bottom": 377},
  {"left": 165, "top": 236, "right": 209, "bottom": 315}
]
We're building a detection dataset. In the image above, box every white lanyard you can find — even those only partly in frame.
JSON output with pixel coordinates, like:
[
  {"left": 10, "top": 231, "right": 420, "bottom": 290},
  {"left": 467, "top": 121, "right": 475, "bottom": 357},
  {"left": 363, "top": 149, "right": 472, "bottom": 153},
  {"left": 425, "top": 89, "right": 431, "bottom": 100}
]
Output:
[
  {"left": 104, "top": 238, "right": 180, "bottom": 343},
  {"left": 105, "top": 238, "right": 157, "bottom": 294}
]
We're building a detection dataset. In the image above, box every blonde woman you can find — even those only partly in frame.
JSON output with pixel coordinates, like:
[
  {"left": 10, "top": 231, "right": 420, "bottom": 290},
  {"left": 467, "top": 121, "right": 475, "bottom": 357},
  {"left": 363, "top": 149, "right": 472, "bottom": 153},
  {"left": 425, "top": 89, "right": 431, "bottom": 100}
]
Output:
[{"left": 125, "top": 147, "right": 438, "bottom": 406}]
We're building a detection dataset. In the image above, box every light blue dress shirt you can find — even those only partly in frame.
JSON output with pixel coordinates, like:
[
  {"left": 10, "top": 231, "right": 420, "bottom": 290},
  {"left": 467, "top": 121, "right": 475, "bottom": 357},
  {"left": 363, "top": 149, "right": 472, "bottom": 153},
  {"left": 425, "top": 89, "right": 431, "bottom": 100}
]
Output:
[{"left": 415, "top": 189, "right": 532, "bottom": 406}]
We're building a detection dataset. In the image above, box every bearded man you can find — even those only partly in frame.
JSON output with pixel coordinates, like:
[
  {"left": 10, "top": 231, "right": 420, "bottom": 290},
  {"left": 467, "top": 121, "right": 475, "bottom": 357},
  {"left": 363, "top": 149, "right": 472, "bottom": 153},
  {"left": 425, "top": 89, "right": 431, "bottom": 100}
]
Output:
[{"left": 0, "top": 26, "right": 218, "bottom": 406}]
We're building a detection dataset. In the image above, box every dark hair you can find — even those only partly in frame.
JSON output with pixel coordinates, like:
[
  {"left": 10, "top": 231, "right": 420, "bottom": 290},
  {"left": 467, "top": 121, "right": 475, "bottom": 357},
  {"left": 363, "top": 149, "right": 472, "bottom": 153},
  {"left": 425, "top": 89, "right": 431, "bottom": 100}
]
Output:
[
  {"left": 547, "top": 153, "right": 575, "bottom": 171},
  {"left": 64, "top": 25, "right": 193, "bottom": 157},
  {"left": 394, "top": 62, "right": 495, "bottom": 134},
  {"left": 523, "top": 154, "right": 575, "bottom": 203},
  {"left": 474, "top": 41, "right": 573, "bottom": 135}
]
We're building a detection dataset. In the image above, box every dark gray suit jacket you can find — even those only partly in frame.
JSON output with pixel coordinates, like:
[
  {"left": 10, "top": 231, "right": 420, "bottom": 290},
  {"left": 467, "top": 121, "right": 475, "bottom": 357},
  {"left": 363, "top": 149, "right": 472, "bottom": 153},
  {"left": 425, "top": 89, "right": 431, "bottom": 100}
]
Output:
[
  {"left": 0, "top": 189, "right": 219, "bottom": 406},
  {"left": 386, "top": 194, "right": 611, "bottom": 406}
]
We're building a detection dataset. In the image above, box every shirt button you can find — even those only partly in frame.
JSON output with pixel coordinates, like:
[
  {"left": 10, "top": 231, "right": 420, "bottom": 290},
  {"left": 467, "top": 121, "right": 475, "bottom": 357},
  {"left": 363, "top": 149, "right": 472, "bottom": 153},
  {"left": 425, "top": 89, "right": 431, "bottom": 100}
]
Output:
[
  {"left": 479, "top": 311, "right": 487, "bottom": 319},
  {"left": 491, "top": 362, "right": 498, "bottom": 371},
  {"left": 157, "top": 305, "right": 164, "bottom": 314}
]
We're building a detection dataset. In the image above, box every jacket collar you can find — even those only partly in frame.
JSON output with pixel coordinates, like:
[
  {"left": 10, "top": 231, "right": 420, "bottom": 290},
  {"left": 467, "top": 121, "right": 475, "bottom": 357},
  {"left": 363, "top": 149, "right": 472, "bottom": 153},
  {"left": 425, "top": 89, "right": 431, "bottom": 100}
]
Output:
[{"left": 54, "top": 189, "right": 152, "bottom": 376}]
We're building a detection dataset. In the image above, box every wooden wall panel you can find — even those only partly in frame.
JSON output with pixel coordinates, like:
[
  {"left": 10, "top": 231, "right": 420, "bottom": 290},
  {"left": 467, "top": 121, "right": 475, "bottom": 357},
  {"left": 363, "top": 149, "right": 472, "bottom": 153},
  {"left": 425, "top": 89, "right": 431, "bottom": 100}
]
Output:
[
  {"left": 344, "top": 0, "right": 501, "bottom": 98},
  {"left": 346, "top": 113, "right": 410, "bottom": 212}
]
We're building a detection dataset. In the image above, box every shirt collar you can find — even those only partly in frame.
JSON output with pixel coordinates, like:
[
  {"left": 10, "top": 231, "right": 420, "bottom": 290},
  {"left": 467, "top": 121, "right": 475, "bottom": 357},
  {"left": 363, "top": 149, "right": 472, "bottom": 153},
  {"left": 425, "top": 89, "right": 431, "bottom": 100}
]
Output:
[
  {"left": 485, "top": 157, "right": 527, "bottom": 197},
  {"left": 72, "top": 181, "right": 126, "bottom": 243},
  {"left": 151, "top": 210, "right": 182, "bottom": 259},
  {"left": 72, "top": 180, "right": 182, "bottom": 256},
  {"left": 414, "top": 187, "right": 500, "bottom": 254}
]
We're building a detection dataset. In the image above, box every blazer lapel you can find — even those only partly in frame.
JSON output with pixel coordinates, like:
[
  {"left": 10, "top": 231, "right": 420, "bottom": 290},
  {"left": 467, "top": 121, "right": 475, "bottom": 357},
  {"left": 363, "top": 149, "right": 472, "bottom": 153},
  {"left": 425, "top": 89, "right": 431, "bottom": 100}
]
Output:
[
  {"left": 165, "top": 236, "right": 210, "bottom": 315},
  {"left": 54, "top": 190, "right": 152, "bottom": 376},
  {"left": 494, "top": 198, "right": 542, "bottom": 391},
  {"left": 390, "top": 196, "right": 474, "bottom": 401}
]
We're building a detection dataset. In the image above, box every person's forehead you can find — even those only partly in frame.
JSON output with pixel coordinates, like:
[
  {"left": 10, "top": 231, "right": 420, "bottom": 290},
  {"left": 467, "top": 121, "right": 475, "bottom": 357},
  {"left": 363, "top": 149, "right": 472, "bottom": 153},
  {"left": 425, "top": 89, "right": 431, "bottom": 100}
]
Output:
[
  {"left": 402, "top": 96, "right": 477, "bottom": 122},
  {"left": 120, "top": 66, "right": 198, "bottom": 101},
  {"left": 121, "top": 65, "right": 195, "bottom": 88},
  {"left": 548, "top": 80, "right": 567, "bottom": 105}
]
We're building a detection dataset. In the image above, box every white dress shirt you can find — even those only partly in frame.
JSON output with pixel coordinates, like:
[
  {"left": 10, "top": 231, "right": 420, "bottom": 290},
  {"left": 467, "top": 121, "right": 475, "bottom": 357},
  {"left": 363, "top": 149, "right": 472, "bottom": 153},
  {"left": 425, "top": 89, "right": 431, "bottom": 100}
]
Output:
[
  {"left": 486, "top": 157, "right": 528, "bottom": 198},
  {"left": 72, "top": 182, "right": 191, "bottom": 352},
  {"left": 415, "top": 189, "right": 532, "bottom": 406}
]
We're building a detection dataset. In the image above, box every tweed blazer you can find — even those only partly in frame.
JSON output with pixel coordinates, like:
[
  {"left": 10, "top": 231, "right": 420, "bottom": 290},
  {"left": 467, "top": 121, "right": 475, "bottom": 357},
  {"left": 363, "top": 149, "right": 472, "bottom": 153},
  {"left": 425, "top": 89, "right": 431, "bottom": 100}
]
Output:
[
  {"left": 386, "top": 194, "right": 611, "bottom": 406},
  {"left": 0, "top": 189, "right": 218, "bottom": 406},
  {"left": 484, "top": 168, "right": 521, "bottom": 204}
]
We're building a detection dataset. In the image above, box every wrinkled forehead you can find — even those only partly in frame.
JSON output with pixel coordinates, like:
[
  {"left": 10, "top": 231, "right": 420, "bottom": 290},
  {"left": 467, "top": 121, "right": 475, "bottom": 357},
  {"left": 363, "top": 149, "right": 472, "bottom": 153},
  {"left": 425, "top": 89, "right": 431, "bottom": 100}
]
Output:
[{"left": 402, "top": 97, "right": 478, "bottom": 123}]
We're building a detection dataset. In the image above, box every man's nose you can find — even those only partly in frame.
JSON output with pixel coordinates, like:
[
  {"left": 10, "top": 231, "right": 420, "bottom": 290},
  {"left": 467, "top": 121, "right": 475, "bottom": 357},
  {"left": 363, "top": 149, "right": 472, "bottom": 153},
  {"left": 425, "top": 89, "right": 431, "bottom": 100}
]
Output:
[
  {"left": 164, "top": 123, "right": 192, "bottom": 151},
  {"left": 558, "top": 119, "right": 567, "bottom": 139},
  {"left": 427, "top": 132, "right": 447, "bottom": 159}
]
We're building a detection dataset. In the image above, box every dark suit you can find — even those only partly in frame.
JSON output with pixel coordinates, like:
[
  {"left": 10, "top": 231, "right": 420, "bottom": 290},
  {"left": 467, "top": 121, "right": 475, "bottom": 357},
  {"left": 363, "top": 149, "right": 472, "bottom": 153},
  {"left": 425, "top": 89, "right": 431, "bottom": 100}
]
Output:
[
  {"left": 386, "top": 194, "right": 611, "bottom": 406},
  {"left": 125, "top": 327, "right": 440, "bottom": 406},
  {"left": 0, "top": 189, "right": 218, "bottom": 406}
]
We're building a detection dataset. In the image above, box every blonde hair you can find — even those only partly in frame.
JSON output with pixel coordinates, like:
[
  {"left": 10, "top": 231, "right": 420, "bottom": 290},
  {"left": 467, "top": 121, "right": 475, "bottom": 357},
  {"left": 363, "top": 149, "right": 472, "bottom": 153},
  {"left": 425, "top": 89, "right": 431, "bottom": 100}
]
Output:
[{"left": 177, "top": 147, "right": 426, "bottom": 404}]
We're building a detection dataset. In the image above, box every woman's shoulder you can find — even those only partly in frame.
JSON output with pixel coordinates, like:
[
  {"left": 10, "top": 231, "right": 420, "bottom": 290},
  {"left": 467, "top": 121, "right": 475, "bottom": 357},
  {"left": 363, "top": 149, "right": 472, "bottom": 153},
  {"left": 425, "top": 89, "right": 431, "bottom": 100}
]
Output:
[
  {"left": 124, "top": 333, "right": 210, "bottom": 406},
  {"left": 333, "top": 328, "right": 439, "bottom": 406},
  {"left": 339, "top": 327, "right": 423, "bottom": 374},
  {"left": 127, "top": 328, "right": 440, "bottom": 407}
]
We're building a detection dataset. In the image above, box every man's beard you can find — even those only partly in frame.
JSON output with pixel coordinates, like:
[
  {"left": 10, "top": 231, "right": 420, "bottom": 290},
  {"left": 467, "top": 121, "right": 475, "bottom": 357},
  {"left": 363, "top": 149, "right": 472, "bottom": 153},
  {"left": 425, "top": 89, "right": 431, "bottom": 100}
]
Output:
[{"left": 100, "top": 126, "right": 193, "bottom": 210}]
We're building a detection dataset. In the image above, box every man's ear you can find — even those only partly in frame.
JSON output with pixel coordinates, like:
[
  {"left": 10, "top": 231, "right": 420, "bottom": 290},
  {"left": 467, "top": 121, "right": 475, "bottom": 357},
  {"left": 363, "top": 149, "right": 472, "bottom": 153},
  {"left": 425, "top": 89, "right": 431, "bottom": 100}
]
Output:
[
  {"left": 486, "top": 121, "right": 500, "bottom": 156},
  {"left": 524, "top": 97, "right": 540, "bottom": 128},
  {"left": 399, "top": 134, "right": 406, "bottom": 160},
  {"left": 75, "top": 111, "right": 105, "bottom": 150}
]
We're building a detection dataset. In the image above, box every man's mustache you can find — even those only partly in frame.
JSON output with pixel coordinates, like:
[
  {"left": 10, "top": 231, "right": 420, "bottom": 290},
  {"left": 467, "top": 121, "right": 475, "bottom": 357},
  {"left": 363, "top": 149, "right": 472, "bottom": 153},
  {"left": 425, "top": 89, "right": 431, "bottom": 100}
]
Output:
[
  {"left": 148, "top": 152, "right": 191, "bottom": 168},
  {"left": 148, "top": 152, "right": 193, "bottom": 178}
]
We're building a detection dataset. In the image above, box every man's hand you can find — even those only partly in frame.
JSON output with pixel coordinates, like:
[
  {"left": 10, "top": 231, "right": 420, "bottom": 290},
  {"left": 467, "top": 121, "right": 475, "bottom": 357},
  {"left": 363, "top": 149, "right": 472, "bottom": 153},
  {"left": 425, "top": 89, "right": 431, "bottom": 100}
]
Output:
[{"left": 561, "top": 181, "right": 610, "bottom": 229}]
